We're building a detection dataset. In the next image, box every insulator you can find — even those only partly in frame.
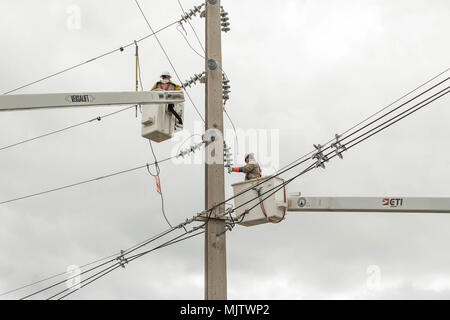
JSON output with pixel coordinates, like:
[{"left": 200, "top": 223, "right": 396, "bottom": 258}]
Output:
[
  {"left": 182, "top": 72, "right": 206, "bottom": 88},
  {"left": 180, "top": 4, "right": 205, "bottom": 23}
]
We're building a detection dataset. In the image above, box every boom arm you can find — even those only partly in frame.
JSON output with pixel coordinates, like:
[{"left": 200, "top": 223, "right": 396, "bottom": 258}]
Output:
[
  {"left": 0, "top": 91, "right": 184, "bottom": 112},
  {"left": 287, "top": 193, "right": 450, "bottom": 214}
]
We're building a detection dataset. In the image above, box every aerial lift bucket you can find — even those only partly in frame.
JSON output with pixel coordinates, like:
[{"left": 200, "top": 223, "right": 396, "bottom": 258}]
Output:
[
  {"left": 141, "top": 102, "right": 184, "bottom": 143},
  {"left": 231, "top": 175, "right": 287, "bottom": 226}
]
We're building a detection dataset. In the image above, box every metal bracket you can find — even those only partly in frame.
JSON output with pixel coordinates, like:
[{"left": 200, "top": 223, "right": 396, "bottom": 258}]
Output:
[
  {"left": 330, "top": 134, "right": 347, "bottom": 159},
  {"left": 207, "top": 59, "right": 218, "bottom": 71},
  {"left": 312, "top": 144, "right": 329, "bottom": 169}
]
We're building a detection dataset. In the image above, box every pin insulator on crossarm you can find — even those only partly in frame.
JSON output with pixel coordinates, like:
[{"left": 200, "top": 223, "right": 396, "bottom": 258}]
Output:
[
  {"left": 330, "top": 134, "right": 347, "bottom": 159},
  {"left": 117, "top": 250, "right": 128, "bottom": 268},
  {"left": 312, "top": 144, "right": 329, "bottom": 169}
]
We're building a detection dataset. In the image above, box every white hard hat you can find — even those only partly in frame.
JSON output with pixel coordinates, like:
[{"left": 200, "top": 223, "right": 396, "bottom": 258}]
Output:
[
  {"left": 245, "top": 153, "right": 255, "bottom": 160},
  {"left": 161, "top": 71, "right": 171, "bottom": 77}
]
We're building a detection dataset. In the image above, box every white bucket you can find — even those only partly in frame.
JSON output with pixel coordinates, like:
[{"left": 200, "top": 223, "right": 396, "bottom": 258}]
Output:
[{"left": 231, "top": 175, "right": 287, "bottom": 227}]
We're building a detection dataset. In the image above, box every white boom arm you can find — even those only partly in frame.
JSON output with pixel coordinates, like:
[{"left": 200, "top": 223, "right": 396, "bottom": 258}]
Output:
[
  {"left": 287, "top": 193, "right": 450, "bottom": 214},
  {"left": 0, "top": 91, "right": 184, "bottom": 111}
]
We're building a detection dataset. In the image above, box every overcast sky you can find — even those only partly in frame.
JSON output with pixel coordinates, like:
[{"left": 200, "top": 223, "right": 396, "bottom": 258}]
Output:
[{"left": 0, "top": 0, "right": 449, "bottom": 300}]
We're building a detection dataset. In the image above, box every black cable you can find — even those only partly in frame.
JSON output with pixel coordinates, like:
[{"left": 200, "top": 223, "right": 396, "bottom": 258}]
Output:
[
  {"left": 147, "top": 140, "right": 175, "bottom": 229},
  {"left": 51, "top": 229, "right": 205, "bottom": 300},
  {"left": 0, "top": 251, "right": 120, "bottom": 298},
  {"left": 224, "top": 87, "right": 450, "bottom": 231},
  {"left": 177, "top": 0, "right": 206, "bottom": 54},
  {"left": 136, "top": 52, "right": 179, "bottom": 230},
  {"left": 0, "top": 105, "right": 135, "bottom": 152},
  {"left": 317, "top": 76, "right": 450, "bottom": 157},
  {"left": 208, "top": 71, "right": 450, "bottom": 214},
  {"left": 176, "top": 24, "right": 205, "bottom": 59},
  {"left": 343, "top": 86, "right": 450, "bottom": 148},
  {"left": 0, "top": 156, "right": 175, "bottom": 206},
  {"left": 175, "top": 1, "right": 240, "bottom": 153},
  {"left": 264, "top": 69, "right": 450, "bottom": 181},
  {"left": 2, "top": 21, "right": 181, "bottom": 95},
  {"left": 223, "top": 106, "right": 239, "bottom": 153},
  {"left": 20, "top": 225, "right": 179, "bottom": 299},
  {"left": 134, "top": 0, "right": 205, "bottom": 123}
]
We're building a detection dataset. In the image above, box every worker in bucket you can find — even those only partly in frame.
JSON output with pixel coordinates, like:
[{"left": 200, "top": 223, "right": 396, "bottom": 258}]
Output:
[
  {"left": 229, "top": 153, "right": 262, "bottom": 181},
  {"left": 151, "top": 71, "right": 183, "bottom": 125}
]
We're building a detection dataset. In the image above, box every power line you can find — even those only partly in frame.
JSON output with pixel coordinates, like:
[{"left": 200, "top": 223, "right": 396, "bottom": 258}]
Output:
[
  {"left": 177, "top": 0, "right": 205, "bottom": 54},
  {"left": 243, "top": 87, "right": 450, "bottom": 215},
  {"left": 0, "top": 105, "right": 135, "bottom": 152},
  {"left": 176, "top": 24, "right": 205, "bottom": 59},
  {"left": 20, "top": 225, "right": 181, "bottom": 299},
  {"left": 52, "top": 229, "right": 206, "bottom": 300},
  {"left": 44, "top": 84, "right": 448, "bottom": 298},
  {"left": 0, "top": 227, "right": 175, "bottom": 297},
  {"left": 2, "top": 21, "right": 181, "bottom": 95},
  {"left": 133, "top": 0, "right": 206, "bottom": 123},
  {"left": 135, "top": 49, "right": 174, "bottom": 229},
  {"left": 214, "top": 79, "right": 450, "bottom": 235},
  {"left": 9, "top": 85, "right": 445, "bottom": 301},
  {"left": 21, "top": 212, "right": 208, "bottom": 299},
  {"left": 147, "top": 140, "right": 175, "bottom": 228},
  {"left": 225, "top": 86, "right": 450, "bottom": 230},
  {"left": 0, "top": 157, "right": 175, "bottom": 206},
  {"left": 207, "top": 69, "right": 450, "bottom": 215},
  {"left": 173, "top": 2, "right": 240, "bottom": 154}
]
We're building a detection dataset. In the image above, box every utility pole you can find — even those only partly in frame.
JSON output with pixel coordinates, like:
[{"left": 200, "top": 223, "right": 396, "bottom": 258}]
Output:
[{"left": 204, "top": 0, "right": 227, "bottom": 300}]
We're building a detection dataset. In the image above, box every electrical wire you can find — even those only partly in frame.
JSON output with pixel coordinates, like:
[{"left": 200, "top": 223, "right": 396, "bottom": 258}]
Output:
[
  {"left": 174, "top": 1, "right": 240, "bottom": 154},
  {"left": 0, "top": 156, "right": 175, "bottom": 206},
  {"left": 135, "top": 50, "right": 175, "bottom": 229},
  {"left": 147, "top": 140, "right": 174, "bottom": 228},
  {"left": 177, "top": 0, "right": 205, "bottom": 54},
  {"left": 53, "top": 229, "right": 206, "bottom": 300},
  {"left": 0, "top": 105, "right": 135, "bottom": 152},
  {"left": 224, "top": 87, "right": 450, "bottom": 231},
  {"left": 240, "top": 87, "right": 450, "bottom": 216},
  {"left": 20, "top": 225, "right": 181, "bottom": 300},
  {"left": 176, "top": 24, "right": 205, "bottom": 59},
  {"left": 2, "top": 21, "right": 181, "bottom": 95},
  {"left": 223, "top": 106, "right": 239, "bottom": 153},
  {"left": 208, "top": 69, "right": 450, "bottom": 214},
  {"left": 133, "top": 0, "right": 205, "bottom": 123}
]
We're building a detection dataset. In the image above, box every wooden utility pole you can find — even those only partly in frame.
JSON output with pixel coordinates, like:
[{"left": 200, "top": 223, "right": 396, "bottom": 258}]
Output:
[{"left": 204, "top": 0, "right": 227, "bottom": 300}]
